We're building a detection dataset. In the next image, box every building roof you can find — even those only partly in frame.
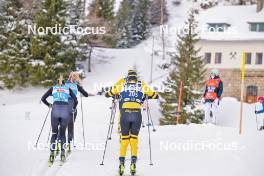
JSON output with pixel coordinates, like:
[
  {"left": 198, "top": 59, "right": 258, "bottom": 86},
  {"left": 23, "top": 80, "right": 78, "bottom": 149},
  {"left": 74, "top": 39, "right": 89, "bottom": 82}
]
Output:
[{"left": 198, "top": 5, "right": 264, "bottom": 41}]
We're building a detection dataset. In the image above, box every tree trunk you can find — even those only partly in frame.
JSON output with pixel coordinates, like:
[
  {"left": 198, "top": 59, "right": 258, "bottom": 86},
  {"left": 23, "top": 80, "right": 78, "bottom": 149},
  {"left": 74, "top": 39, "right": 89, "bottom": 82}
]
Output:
[{"left": 87, "top": 46, "right": 93, "bottom": 72}]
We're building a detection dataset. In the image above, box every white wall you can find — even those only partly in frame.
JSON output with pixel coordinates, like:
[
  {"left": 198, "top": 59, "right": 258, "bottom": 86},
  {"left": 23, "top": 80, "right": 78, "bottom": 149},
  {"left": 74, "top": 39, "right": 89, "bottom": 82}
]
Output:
[{"left": 196, "top": 40, "right": 264, "bottom": 69}]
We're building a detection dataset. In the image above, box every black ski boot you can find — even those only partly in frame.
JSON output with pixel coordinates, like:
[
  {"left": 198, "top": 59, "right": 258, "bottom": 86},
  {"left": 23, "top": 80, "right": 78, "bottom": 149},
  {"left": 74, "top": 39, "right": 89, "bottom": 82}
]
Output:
[
  {"left": 119, "top": 157, "right": 125, "bottom": 176},
  {"left": 210, "top": 110, "right": 213, "bottom": 118},
  {"left": 130, "top": 156, "right": 137, "bottom": 175},
  {"left": 56, "top": 141, "right": 61, "bottom": 156},
  {"left": 67, "top": 143, "right": 71, "bottom": 154},
  {"left": 48, "top": 153, "right": 55, "bottom": 167},
  {"left": 260, "top": 126, "right": 264, "bottom": 131},
  {"left": 60, "top": 152, "right": 66, "bottom": 166}
]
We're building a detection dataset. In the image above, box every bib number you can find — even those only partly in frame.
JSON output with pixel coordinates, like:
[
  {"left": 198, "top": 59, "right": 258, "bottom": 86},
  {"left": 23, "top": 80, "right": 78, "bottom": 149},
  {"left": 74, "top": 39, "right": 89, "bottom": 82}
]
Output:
[
  {"left": 129, "top": 91, "right": 138, "bottom": 97},
  {"left": 208, "top": 86, "right": 216, "bottom": 93}
]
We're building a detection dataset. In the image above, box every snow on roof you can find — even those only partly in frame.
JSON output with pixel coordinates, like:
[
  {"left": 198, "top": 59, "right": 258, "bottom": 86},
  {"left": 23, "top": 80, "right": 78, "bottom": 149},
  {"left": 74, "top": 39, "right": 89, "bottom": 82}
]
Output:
[{"left": 198, "top": 5, "right": 264, "bottom": 41}]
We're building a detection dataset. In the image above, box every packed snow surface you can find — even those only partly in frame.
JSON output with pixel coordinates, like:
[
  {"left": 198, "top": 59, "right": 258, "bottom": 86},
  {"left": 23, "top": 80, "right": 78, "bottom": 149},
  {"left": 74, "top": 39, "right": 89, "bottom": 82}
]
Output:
[{"left": 0, "top": 87, "right": 264, "bottom": 176}]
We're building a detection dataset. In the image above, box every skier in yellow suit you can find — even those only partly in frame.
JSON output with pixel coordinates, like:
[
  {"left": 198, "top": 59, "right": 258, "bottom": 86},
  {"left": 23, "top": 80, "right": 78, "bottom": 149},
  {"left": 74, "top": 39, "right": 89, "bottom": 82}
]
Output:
[{"left": 105, "top": 70, "right": 158, "bottom": 176}]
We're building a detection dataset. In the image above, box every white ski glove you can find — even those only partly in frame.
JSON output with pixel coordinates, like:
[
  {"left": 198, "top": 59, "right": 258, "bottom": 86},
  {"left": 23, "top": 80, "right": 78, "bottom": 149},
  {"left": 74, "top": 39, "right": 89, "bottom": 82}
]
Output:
[
  {"left": 214, "top": 98, "right": 220, "bottom": 106},
  {"left": 201, "top": 98, "right": 205, "bottom": 104}
]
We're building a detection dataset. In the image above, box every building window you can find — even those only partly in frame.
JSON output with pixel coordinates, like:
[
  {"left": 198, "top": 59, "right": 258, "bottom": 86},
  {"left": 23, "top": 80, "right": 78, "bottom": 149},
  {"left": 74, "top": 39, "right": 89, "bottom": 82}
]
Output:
[
  {"left": 204, "top": 53, "right": 211, "bottom": 64},
  {"left": 250, "top": 23, "right": 257, "bottom": 31},
  {"left": 260, "top": 23, "right": 264, "bottom": 32},
  {"left": 215, "top": 53, "right": 222, "bottom": 64},
  {"left": 245, "top": 53, "right": 252, "bottom": 64},
  {"left": 249, "top": 23, "right": 264, "bottom": 32},
  {"left": 256, "top": 53, "right": 263, "bottom": 65}
]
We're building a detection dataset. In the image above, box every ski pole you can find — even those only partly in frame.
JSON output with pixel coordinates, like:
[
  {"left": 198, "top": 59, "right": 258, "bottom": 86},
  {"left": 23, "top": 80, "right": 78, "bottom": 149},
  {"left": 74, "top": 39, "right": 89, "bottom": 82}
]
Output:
[
  {"left": 142, "top": 100, "right": 147, "bottom": 128},
  {"left": 72, "top": 110, "right": 76, "bottom": 148},
  {"left": 146, "top": 96, "right": 156, "bottom": 132},
  {"left": 148, "top": 106, "right": 156, "bottom": 132},
  {"left": 100, "top": 100, "right": 115, "bottom": 165},
  {"left": 262, "top": 118, "right": 264, "bottom": 131},
  {"left": 100, "top": 97, "right": 117, "bottom": 165},
  {"left": 46, "top": 125, "right": 51, "bottom": 146},
  {"left": 80, "top": 96, "right": 86, "bottom": 147},
  {"left": 35, "top": 107, "right": 51, "bottom": 147},
  {"left": 147, "top": 107, "right": 154, "bottom": 166},
  {"left": 213, "top": 100, "right": 218, "bottom": 125},
  {"left": 255, "top": 104, "right": 259, "bottom": 131},
  {"left": 108, "top": 96, "right": 118, "bottom": 140}
]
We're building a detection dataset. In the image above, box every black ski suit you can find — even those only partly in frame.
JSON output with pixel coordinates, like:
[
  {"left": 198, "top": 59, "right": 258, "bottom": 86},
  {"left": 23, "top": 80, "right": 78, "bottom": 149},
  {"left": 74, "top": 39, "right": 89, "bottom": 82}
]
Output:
[
  {"left": 66, "top": 83, "right": 88, "bottom": 143},
  {"left": 41, "top": 86, "right": 77, "bottom": 153}
]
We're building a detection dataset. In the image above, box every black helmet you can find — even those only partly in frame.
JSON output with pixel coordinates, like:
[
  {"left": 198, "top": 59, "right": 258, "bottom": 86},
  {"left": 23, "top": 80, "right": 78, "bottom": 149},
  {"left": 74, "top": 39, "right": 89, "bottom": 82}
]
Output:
[{"left": 127, "top": 70, "right": 137, "bottom": 81}]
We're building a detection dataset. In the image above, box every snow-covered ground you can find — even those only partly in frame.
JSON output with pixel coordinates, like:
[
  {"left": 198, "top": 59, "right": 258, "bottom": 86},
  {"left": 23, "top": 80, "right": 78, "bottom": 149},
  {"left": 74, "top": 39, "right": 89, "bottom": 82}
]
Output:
[
  {"left": 1, "top": 84, "right": 264, "bottom": 176},
  {"left": 1, "top": 1, "right": 264, "bottom": 176},
  {"left": 1, "top": 48, "right": 264, "bottom": 176}
]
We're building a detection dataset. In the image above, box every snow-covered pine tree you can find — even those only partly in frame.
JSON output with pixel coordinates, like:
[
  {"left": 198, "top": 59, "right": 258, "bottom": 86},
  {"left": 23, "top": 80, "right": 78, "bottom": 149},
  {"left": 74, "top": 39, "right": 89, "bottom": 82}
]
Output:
[
  {"left": 116, "top": 0, "right": 150, "bottom": 48},
  {"left": 87, "top": 0, "right": 117, "bottom": 47},
  {"left": 89, "top": 0, "right": 115, "bottom": 20},
  {"left": 65, "top": 0, "right": 83, "bottom": 25},
  {"left": 115, "top": 0, "right": 133, "bottom": 48},
  {"left": 0, "top": 0, "right": 31, "bottom": 89},
  {"left": 64, "top": 0, "right": 87, "bottom": 62},
  {"left": 131, "top": 0, "right": 150, "bottom": 43},
  {"left": 159, "top": 10, "right": 206, "bottom": 125},
  {"left": 30, "top": 0, "right": 76, "bottom": 86},
  {"left": 0, "top": 1, "right": 7, "bottom": 54},
  {"left": 149, "top": 0, "right": 168, "bottom": 26}
]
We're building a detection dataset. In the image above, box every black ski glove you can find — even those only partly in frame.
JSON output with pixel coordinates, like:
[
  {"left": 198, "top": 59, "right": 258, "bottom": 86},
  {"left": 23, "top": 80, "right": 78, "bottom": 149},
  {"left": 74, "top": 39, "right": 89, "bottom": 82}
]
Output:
[{"left": 105, "top": 92, "right": 111, "bottom": 98}]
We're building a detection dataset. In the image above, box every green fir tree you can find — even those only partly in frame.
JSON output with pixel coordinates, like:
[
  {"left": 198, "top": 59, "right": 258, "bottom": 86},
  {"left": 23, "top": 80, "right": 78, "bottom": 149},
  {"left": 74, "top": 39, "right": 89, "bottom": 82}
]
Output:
[
  {"left": 116, "top": 0, "right": 150, "bottom": 48},
  {"left": 88, "top": 0, "right": 117, "bottom": 47},
  {"left": 64, "top": 0, "right": 88, "bottom": 61},
  {"left": 115, "top": 0, "right": 133, "bottom": 47},
  {"left": 89, "top": 0, "right": 115, "bottom": 20},
  {"left": 159, "top": 10, "right": 206, "bottom": 125},
  {"left": 131, "top": 0, "right": 150, "bottom": 42},
  {"left": 149, "top": 0, "right": 168, "bottom": 26},
  {"left": 0, "top": 0, "right": 31, "bottom": 89},
  {"left": 30, "top": 0, "right": 77, "bottom": 86}
]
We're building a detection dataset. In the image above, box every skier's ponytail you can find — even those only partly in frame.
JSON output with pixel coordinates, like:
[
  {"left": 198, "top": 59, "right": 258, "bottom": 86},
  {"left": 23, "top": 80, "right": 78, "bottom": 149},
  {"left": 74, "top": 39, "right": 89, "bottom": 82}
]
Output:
[{"left": 69, "top": 72, "right": 81, "bottom": 84}]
